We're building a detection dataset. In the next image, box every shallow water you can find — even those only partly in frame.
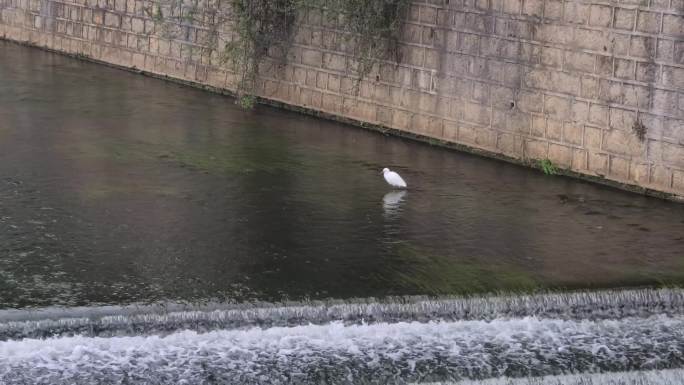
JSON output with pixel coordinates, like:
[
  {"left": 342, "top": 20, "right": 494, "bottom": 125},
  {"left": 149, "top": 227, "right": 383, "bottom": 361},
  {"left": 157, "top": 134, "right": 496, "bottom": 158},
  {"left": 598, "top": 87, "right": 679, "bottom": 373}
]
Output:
[{"left": 1, "top": 41, "right": 684, "bottom": 309}]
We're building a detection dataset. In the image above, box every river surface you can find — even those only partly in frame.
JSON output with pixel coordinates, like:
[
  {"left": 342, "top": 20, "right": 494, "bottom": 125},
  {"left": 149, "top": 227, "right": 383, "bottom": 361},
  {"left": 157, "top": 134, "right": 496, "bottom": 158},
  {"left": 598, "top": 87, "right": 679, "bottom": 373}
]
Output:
[{"left": 1, "top": 41, "right": 684, "bottom": 309}]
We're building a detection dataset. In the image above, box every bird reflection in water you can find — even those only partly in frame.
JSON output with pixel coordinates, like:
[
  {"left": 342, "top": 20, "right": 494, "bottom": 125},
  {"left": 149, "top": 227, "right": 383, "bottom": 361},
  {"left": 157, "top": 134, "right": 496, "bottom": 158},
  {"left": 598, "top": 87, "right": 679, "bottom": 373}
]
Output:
[{"left": 383, "top": 190, "right": 407, "bottom": 217}]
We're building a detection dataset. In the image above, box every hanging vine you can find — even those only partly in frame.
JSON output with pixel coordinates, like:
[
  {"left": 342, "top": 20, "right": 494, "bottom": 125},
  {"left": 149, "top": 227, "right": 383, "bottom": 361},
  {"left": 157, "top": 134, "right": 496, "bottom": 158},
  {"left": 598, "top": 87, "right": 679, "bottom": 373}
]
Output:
[
  {"left": 223, "top": 0, "right": 298, "bottom": 108},
  {"left": 318, "top": 0, "right": 409, "bottom": 83},
  {"left": 147, "top": 0, "right": 410, "bottom": 108}
]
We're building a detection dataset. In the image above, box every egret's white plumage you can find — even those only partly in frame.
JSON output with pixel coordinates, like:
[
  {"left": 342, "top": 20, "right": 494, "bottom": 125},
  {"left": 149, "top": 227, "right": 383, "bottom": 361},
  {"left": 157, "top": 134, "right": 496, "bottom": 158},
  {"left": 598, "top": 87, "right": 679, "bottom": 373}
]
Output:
[{"left": 382, "top": 168, "right": 407, "bottom": 188}]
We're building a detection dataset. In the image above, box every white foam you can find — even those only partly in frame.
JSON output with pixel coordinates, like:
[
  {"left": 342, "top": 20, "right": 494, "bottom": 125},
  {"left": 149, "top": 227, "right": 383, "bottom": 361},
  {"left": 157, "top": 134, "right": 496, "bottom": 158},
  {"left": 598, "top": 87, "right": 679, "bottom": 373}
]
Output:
[
  {"left": 1, "top": 315, "right": 682, "bottom": 384},
  {"left": 418, "top": 368, "right": 684, "bottom": 384}
]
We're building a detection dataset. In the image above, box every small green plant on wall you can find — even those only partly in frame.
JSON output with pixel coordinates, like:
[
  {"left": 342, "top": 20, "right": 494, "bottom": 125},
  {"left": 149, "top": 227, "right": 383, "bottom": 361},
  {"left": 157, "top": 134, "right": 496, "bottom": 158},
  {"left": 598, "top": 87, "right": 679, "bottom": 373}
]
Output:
[
  {"left": 540, "top": 159, "right": 558, "bottom": 176},
  {"left": 237, "top": 94, "right": 257, "bottom": 110}
]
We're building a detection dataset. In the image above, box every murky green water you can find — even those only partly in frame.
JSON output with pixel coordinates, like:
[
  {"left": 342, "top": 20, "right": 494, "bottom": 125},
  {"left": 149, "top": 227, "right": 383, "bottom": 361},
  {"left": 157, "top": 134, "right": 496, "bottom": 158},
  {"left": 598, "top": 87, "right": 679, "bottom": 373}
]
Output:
[{"left": 1, "top": 41, "right": 683, "bottom": 309}]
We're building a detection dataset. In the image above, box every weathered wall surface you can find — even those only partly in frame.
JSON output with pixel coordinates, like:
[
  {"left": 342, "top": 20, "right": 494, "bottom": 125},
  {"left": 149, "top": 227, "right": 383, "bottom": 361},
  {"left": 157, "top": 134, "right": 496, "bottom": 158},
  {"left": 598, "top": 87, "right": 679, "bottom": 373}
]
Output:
[{"left": 1, "top": 0, "right": 683, "bottom": 197}]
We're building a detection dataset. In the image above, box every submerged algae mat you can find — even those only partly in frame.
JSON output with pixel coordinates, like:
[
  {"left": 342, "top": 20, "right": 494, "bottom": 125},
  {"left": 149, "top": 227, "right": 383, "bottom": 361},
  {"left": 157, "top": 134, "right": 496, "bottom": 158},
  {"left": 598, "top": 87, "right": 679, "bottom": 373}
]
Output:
[{"left": 0, "top": 288, "right": 683, "bottom": 384}]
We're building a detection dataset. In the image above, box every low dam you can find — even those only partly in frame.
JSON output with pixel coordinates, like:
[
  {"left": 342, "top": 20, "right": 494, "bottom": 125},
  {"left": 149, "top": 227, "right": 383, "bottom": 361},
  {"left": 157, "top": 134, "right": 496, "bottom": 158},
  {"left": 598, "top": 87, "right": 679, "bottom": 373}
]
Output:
[{"left": 0, "top": 41, "right": 683, "bottom": 384}]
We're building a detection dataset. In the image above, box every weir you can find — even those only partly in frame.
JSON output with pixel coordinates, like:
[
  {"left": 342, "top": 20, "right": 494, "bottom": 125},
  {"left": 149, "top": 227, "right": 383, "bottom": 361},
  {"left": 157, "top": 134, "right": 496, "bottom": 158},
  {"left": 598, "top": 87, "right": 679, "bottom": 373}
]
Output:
[{"left": 1, "top": 288, "right": 683, "bottom": 384}]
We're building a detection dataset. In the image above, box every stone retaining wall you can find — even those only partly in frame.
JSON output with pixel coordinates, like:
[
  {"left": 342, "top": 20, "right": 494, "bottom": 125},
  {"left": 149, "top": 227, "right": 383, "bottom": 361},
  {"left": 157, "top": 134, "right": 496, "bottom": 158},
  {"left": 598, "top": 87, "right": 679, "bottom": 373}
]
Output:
[{"left": 1, "top": 0, "right": 683, "bottom": 198}]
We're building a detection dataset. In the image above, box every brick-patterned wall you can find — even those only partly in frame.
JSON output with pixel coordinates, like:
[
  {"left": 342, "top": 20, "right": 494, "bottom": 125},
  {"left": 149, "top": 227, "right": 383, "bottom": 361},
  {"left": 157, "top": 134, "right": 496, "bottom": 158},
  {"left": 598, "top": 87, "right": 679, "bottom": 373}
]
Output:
[{"left": 1, "top": 0, "right": 683, "bottom": 198}]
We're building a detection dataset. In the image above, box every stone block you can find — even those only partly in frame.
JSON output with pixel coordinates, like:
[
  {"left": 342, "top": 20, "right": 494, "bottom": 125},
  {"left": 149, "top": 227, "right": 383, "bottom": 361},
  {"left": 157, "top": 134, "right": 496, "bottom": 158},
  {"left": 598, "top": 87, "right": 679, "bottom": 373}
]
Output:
[
  {"left": 316, "top": 72, "right": 328, "bottom": 90},
  {"left": 472, "top": 82, "right": 490, "bottom": 103},
  {"left": 573, "top": 149, "right": 588, "bottom": 170},
  {"left": 664, "top": 118, "right": 684, "bottom": 144},
  {"left": 322, "top": 53, "right": 345, "bottom": 73},
  {"left": 460, "top": 33, "right": 480, "bottom": 54},
  {"left": 630, "top": 36, "right": 656, "bottom": 59},
  {"left": 662, "top": 66, "right": 684, "bottom": 89},
  {"left": 611, "top": 33, "right": 631, "bottom": 56},
  {"left": 663, "top": 142, "right": 684, "bottom": 167},
  {"left": 673, "top": 169, "right": 684, "bottom": 191},
  {"left": 657, "top": 38, "right": 674, "bottom": 62},
  {"left": 663, "top": 15, "right": 684, "bottom": 37},
  {"left": 507, "top": 111, "right": 532, "bottom": 134},
  {"left": 534, "top": 24, "right": 571, "bottom": 44},
  {"left": 585, "top": 126, "right": 603, "bottom": 149},
  {"left": 623, "top": 84, "right": 650, "bottom": 109},
  {"left": 544, "top": 95, "right": 571, "bottom": 120},
  {"left": 443, "top": 121, "right": 459, "bottom": 141},
  {"left": 504, "top": 63, "right": 522, "bottom": 87},
  {"left": 581, "top": 76, "right": 599, "bottom": 99},
  {"left": 131, "top": 17, "right": 143, "bottom": 33},
  {"left": 541, "top": 47, "right": 563, "bottom": 68},
  {"left": 460, "top": 125, "right": 496, "bottom": 149},
  {"left": 491, "top": 85, "right": 515, "bottom": 108},
  {"left": 524, "top": 69, "right": 579, "bottom": 95},
  {"left": 564, "top": 121, "right": 584, "bottom": 145},
  {"left": 609, "top": 108, "right": 638, "bottom": 131},
  {"left": 595, "top": 55, "right": 613, "bottom": 76},
  {"left": 651, "top": 165, "right": 672, "bottom": 187},
  {"left": 571, "top": 101, "right": 589, "bottom": 122},
  {"left": 614, "top": 8, "right": 635, "bottom": 30},
  {"left": 492, "top": 109, "right": 508, "bottom": 131},
  {"left": 497, "top": 133, "right": 519, "bottom": 156},
  {"left": 301, "top": 49, "right": 322, "bottom": 67},
  {"left": 546, "top": 118, "right": 563, "bottom": 140},
  {"left": 306, "top": 69, "right": 318, "bottom": 88},
  {"left": 636, "top": 62, "right": 657, "bottom": 82},
  {"left": 675, "top": 42, "right": 684, "bottom": 64},
  {"left": 104, "top": 11, "right": 119, "bottom": 28},
  {"left": 651, "top": 89, "right": 679, "bottom": 115},
  {"left": 503, "top": 0, "right": 522, "bottom": 14},
  {"left": 603, "top": 128, "right": 644, "bottom": 156},
  {"left": 614, "top": 59, "right": 635, "bottom": 79},
  {"left": 463, "top": 101, "right": 492, "bottom": 125},
  {"left": 544, "top": 0, "right": 563, "bottom": 20},
  {"left": 574, "top": 29, "right": 610, "bottom": 52},
  {"left": 406, "top": 46, "right": 425, "bottom": 67},
  {"left": 525, "top": 139, "right": 548, "bottom": 159},
  {"left": 598, "top": 79, "right": 623, "bottom": 104},
  {"left": 629, "top": 162, "right": 650, "bottom": 185},
  {"left": 530, "top": 115, "right": 544, "bottom": 137},
  {"left": 564, "top": 2, "right": 589, "bottom": 24},
  {"left": 523, "top": 0, "right": 543, "bottom": 17},
  {"left": 589, "top": 5, "right": 612, "bottom": 27},
  {"left": 588, "top": 151, "right": 609, "bottom": 175},
  {"left": 420, "top": 5, "right": 437, "bottom": 24},
  {"left": 610, "top": 156, "right": 631, "bottom": 179},
  {"left": 549, "top": 143, "right": 573, "bottom": 167},
  {"left": 392, "top": 110, "right": 412, "bottom": 130},
  {"left": 517, "top": 90, "right": 543, "bottom": 113},
  {"left": 564, "top": 51, "right": 594, "bottom": 73},
  {"left": 636, "top": 11, "right": 661, "bottom": 34}
]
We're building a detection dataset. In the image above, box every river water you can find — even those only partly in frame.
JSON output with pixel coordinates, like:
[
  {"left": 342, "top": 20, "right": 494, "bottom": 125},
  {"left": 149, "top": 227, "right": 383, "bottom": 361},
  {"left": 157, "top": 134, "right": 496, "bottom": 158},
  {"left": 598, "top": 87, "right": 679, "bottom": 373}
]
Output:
[{"left": 0, "top": 41, "right": 683, "bottom": 384}]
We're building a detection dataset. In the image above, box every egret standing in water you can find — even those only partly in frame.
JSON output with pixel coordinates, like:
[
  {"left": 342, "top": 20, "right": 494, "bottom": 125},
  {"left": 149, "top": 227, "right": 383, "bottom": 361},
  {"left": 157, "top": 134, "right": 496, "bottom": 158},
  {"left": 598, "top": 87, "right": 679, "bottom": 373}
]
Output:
[{"left": 382, "top": 168, "right": 407, "bottom": 188}]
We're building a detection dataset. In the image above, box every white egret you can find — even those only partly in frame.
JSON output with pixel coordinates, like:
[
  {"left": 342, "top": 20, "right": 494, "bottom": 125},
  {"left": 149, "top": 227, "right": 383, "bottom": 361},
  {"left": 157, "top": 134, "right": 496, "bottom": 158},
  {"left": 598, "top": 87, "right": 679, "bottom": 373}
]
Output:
[{"left": 382, "top": 168, "right": 407, "bottom": 188}]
